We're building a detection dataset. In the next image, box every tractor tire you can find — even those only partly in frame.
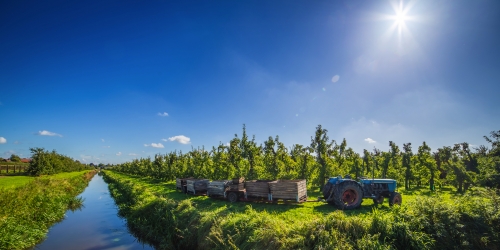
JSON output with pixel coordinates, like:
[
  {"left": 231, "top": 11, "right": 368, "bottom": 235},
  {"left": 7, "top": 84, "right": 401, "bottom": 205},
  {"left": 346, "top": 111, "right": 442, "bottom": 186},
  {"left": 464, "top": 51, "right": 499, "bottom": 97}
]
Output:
[
  {"left": 227, "top": 192, "right": 238, "bottom": 203},
  {"left": 338, "top": 181, "right": 363, "bottom": 210},
  {"left": 389, "top": 192, "right": 402, "bottom": 206},
  {"left": 373, "top": 195, "right": 384, "bottom": 205}
]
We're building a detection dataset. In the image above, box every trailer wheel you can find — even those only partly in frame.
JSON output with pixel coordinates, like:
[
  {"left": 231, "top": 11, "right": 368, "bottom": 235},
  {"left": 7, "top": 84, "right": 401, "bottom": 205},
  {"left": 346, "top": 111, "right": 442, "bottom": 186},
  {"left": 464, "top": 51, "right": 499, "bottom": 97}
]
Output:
[
  {"left": 339, "top": 181, "right": 363, "bottom": 209},
  {"left": 389, "top": 192, "right": 402, "bottom": 206},
  {"left": 227, "top": 192, "right": 238, "bottom": 202}
]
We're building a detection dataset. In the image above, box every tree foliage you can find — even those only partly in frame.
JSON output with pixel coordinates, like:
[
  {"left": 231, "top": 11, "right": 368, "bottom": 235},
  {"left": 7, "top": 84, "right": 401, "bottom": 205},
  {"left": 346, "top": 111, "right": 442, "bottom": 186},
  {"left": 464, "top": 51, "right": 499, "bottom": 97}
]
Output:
[{"left": 111, "top": 126, "right": 500, "bottom": 192}]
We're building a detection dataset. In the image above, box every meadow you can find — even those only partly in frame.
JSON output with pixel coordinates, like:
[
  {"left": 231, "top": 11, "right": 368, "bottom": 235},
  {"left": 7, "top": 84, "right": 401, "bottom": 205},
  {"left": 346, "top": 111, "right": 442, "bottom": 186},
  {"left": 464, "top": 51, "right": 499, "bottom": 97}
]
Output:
[
  {"left": 104, "top": 170, "right": 500, "bottom": 250},
  {"left": 0, "top": 170, "right": 97, "bottom": 249}
]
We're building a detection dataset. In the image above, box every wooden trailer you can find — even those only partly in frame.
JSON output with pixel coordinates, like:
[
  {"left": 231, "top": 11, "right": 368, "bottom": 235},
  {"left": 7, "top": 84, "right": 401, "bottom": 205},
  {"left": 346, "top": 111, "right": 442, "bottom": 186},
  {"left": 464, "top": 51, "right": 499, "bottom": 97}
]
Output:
[
  {"left": 269, "top": 179, "right": 307, "bottom": 202},
  {"left": 186, "top": 179, "right": 210, "bottom": 194}
]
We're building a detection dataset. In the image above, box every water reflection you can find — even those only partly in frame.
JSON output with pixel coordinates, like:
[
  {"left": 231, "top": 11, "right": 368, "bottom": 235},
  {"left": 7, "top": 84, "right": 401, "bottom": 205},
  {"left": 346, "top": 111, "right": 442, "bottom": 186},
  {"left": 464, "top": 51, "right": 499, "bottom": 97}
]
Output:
[{"left": 33, "top": 174, "right": 153, "bottom": 250}]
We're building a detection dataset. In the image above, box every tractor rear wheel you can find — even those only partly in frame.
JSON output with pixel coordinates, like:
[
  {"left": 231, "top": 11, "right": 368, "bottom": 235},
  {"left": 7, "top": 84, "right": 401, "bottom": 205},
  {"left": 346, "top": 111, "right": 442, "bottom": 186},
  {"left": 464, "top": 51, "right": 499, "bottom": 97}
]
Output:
[
  {"left": 227, "top": 192, "right": 238, "bottom": 202},
  {"left": 389, "top": 192, "right": 402, "bottom": 206},
  {"left": 339, "top": 182, "right": 363, "bottom": 209}
]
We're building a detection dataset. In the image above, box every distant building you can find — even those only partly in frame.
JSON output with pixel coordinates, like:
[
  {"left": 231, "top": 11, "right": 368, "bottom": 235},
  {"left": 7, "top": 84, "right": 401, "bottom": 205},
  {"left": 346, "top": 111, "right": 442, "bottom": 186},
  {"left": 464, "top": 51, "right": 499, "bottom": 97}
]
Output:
[{"left": 20, "top": 158, "right": 31, "bottom": 163}]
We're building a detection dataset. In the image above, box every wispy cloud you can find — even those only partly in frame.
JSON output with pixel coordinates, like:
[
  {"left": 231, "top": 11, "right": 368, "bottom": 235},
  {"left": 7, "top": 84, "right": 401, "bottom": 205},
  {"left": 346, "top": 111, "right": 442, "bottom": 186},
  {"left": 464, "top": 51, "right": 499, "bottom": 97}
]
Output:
[
  {"left": 102, "top": 146, "right": 110, "bottom": 148},
  {"left": 158, "top": 112, "right": 169, "bottom": 117},
  {"left": 101, "top": 139, "right": 105, "bottom": 142},
  {"left": 14, "top": 141, "right": 20, "bottom": 144},
  {"left": 2, "top": 150, "right": 16, "bottom": 157},
  {"left": 116, "top": 152, "right": 122, "bottom": 156},
  {"left": 129, "top": 153, "right": 138, "bottom": 156},
  {"left": 364, "top": 138, "right": 376, "bottom": 144},
  {"left": 144, "top": 143, "right": 165, "bottom": 148},
  {"left": 167, "top": 135, "right": 191, "bottom": 144},
  {"left": 0, "top": 137, "right": 6, "bottom": 144},
  {"left": 37, "top": 130, "right": 62, "bottom": 137}
]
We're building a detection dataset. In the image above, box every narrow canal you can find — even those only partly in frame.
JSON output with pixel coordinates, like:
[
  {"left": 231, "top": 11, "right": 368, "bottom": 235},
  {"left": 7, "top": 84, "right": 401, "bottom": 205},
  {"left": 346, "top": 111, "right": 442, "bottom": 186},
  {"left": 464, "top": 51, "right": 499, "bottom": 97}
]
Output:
[{"left": 33, "top": 173, "right": 153, "bottom": 250}]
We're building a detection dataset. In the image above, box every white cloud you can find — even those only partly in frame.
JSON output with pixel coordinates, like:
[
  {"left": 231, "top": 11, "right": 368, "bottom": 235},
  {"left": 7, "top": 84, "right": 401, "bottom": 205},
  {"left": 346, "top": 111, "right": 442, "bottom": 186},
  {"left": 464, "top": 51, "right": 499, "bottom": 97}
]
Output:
[
  {"left": 101, "top": 139, "right": 105, "bottom": 142},
  {"left": 0, "top": 137, "right": 6, "bottom": 144},
  {"left": 158, "top": 112, "right": 169, "bottom": 117},
  {"left": 144, "top": 143, "right": 165, "bottom": 148},
  {"left": 129, "top": 153, "right": 138, "bottom": 156},
  {"left": 102, "top": 146, "right": 110, "bottom": 148},
  {"left": 14, "top": 141, "right": 20, "bottom": 144},
  {"left": 116, "top": 152, "right": 122, "bottom": 156},
  {"left": 168, "top": 135, "right": 191, "bottom": 144},
  {"left": 364, "top": 138, "right": 377, "bottom": 144},
  {"left": 37, "top": 130, "right": 62, "bottom": 137},
  {"left": 331, "top": 75, "right": 340, "bottom": 83},
  {"left": 161, "top": 138, "right": 168, "bottom": 141}
]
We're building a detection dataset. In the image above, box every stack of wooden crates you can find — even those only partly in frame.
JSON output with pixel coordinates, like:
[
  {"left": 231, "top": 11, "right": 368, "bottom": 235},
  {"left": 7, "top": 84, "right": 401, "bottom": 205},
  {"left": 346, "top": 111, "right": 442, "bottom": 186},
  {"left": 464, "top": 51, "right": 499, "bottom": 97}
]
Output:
[
  {"left": 269, "top": 180, "right": 307, "bottom": 202},
  {"left": 207, "top": 180, "right": 230, "bottom": 197},
  {"left": 245, "top": 180, "right": 274, "bottom": 199},
  {"left": 186, "top": 179, "right": 210, "bottom": 194}
]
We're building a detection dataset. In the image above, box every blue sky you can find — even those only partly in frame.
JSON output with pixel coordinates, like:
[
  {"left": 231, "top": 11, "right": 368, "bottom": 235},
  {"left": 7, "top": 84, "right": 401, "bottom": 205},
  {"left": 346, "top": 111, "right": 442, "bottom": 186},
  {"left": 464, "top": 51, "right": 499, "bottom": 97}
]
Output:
[{"left": 1, "top": 0, "right": 499, "bottom": 164}]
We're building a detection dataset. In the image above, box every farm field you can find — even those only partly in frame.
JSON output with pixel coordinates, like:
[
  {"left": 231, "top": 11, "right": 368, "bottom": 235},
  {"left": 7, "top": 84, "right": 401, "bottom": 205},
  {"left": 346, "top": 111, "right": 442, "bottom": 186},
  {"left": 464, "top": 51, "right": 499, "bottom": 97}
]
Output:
[
  {"left": 104, "top": 170, "right": 500, "bottom": 250},
  {"left": 0, "top": 170, "right": 91, "bottom": 189}
]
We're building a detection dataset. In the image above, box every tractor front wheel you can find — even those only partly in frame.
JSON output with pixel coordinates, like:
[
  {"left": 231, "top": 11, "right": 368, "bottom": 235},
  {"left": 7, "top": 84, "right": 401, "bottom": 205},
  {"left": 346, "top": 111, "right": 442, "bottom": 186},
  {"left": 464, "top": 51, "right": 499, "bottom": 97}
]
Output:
[
  {"left": 339, "top": 182, "right": 363, "bottom": 210},
  {"left": 389, "top": 192, "right": 402, "bottom": 206}
]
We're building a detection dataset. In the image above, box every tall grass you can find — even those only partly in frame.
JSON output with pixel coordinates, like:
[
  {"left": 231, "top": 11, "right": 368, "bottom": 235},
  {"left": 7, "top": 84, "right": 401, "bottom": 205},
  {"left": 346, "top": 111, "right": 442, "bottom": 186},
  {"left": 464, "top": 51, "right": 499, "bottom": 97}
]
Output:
[
  {"left": 104, "top": 171, "right": 500, "bottom": 250},
  {"left": 0, "top": 170, "right": 96, "bottom": 249}
]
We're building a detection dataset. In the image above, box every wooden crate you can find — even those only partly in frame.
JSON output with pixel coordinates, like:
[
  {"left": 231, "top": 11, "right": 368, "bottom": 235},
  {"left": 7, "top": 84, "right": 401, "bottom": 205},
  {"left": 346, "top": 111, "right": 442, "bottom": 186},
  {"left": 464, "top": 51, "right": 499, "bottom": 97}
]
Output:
[
  {"left": 186, "top": 179, "right": 210, "bottom": 194},
  {"left": 269, "top": 179, "right": 307, "bottom": 202},
  {"left": 207, "top": 180, "right": 230, "bottom": 196},
  {"left": 245, "top": 180, "right": 275, "bottom": 198},
  {"left": 232, "top": 177, "right": 245, "bottom": 184},
  {"left": 176, "top": 177, "right": 194, "bottom": 190},
  {"left": 228, "top": 183, "right": 244, "bottom": 191}
]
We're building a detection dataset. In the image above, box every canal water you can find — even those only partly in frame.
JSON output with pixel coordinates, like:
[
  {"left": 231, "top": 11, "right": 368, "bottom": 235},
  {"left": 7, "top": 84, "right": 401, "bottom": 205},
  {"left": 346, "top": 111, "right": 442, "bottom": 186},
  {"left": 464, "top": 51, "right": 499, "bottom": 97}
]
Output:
[{"left": 33, "top": 173, "right": 153, "bottom": 250}]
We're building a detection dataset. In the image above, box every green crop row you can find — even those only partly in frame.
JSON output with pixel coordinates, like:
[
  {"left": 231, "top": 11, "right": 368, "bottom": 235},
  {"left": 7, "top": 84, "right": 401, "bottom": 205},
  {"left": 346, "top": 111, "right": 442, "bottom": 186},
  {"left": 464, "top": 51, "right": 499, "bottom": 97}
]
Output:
[
  {"left": 103, "top": 170, "right": 500, "bottom": 250},
  {"left": 0, "top": 170, "right": 96, "bottom": 249}
]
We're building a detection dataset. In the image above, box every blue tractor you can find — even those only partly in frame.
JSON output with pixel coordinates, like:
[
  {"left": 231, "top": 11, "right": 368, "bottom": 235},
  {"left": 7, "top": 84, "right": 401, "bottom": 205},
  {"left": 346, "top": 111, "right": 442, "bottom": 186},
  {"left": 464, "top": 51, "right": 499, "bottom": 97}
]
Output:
[{"left": 322, "top": 175, "right": 402, "bottom": 210}]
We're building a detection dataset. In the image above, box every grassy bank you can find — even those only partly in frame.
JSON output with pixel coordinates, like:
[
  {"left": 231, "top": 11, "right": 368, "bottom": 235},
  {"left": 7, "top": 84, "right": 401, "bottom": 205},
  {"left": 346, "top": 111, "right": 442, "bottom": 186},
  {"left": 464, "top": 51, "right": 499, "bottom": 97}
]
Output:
[
  {"left": 0, "top": 170, "right": 97, "bottom": 249},
  {"left": 103, "top": 171, "right": 500, "bottom": 250},
  {"left": 0, "top": 170, "right": 90, "bottom": 189}
]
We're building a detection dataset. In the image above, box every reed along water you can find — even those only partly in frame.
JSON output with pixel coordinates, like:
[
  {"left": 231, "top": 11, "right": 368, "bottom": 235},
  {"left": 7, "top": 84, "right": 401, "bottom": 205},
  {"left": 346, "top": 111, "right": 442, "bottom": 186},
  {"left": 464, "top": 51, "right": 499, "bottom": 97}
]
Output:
[{"left": 32, "top": 173, "right": 153, "bottom": 250}]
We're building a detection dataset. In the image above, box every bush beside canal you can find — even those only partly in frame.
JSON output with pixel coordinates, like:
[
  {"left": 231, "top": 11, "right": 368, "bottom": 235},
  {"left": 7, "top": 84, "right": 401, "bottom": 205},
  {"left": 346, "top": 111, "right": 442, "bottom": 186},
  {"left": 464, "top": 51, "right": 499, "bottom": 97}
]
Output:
[
  {"left": 0, "top": 170, "right": 96, "bottom": 249},
  {"left": 103, "top": 171, "right": 500, "bottom": 250}
]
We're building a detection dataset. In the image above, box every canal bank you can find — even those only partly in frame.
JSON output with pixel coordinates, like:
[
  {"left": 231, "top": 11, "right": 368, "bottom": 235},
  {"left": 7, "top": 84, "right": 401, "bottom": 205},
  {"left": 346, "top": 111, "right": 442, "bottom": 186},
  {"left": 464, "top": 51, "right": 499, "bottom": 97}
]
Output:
[{"left": 33, "top": 173, "right": 153, "bottom": 250}]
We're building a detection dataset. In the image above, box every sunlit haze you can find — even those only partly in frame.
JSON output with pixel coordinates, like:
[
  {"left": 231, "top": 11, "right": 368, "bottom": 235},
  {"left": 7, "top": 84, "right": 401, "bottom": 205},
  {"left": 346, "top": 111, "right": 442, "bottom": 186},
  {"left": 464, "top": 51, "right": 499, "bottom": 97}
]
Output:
[{"left": 1, "top": 0, "right": 499, "bottom": 164}]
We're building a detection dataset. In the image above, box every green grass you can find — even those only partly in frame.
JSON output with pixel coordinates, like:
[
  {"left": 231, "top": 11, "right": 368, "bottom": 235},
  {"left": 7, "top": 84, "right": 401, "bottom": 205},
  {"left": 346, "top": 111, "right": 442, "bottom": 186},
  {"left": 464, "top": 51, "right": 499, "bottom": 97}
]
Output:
[
  {"left": 0, "top": 171, "right": 90, "bottom": 189},
  {"left": 0, "top": 170, "right": 97, "bottom": 249},
  {"left": 104, "top": 171, "right": 500, "bottom": 249}
]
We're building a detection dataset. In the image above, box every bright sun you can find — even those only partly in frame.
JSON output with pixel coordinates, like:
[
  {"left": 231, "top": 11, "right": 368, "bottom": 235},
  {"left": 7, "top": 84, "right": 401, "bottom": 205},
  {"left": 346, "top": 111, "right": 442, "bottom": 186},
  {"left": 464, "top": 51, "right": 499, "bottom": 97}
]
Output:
[{"left": 395, "top": 12, "right": 406, "bottom": 24}]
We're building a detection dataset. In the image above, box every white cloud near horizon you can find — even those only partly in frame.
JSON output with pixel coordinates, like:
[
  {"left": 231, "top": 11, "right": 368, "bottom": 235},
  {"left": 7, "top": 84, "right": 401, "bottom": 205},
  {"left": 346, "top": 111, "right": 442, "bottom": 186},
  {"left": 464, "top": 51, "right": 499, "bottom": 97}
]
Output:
[
  {"left": 37, "top": 130, "right": 62, "bottom": 137},
  {"left": 0, "top": 137, "right": 6, "bottom": 144},
  {"left": 116, "top": 152, "right": 122, "bottom": 156},
  {"left": 168, "top": 135, "right": 191, "bottom": 144},
  {"left": 364, "top": 138, "right": 376, "bottom": 144},
  {"left": 158, "top": 112, "right": 169, "bottom": 117},
  {"left": 129, "top": 153, "right": 138, "bottom": 156},
  {"left": 144, "top": 143, "right": 165, "bottom": 148}
]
